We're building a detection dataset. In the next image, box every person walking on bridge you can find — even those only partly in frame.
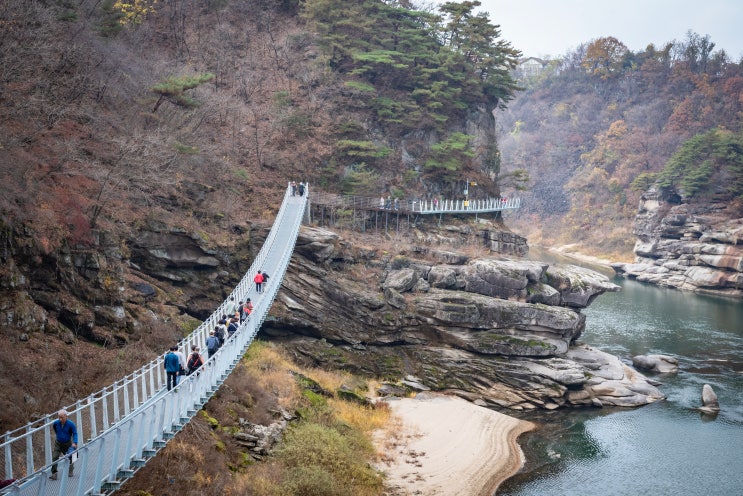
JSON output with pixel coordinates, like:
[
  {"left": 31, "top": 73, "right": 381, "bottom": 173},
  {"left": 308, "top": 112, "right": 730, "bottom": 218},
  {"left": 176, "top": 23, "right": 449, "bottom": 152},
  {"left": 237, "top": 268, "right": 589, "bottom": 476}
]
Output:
[
  {"left": 187, "top": 346, "right": 204, "bottom": 375},
  {"left": 206, "top": 330, "right": 220, "bottom": 358},
  {"left": 49, "top": 409, "right": 78, "bottom": 480},
  {"left": 254, "top": 270, "right": 264, "bottom": 294},
  {"left": 241, "top": 298, "right": 253, "bottom": 323},
  {"left": 164, "top": 346, "right": 180, "bottom": 391}
]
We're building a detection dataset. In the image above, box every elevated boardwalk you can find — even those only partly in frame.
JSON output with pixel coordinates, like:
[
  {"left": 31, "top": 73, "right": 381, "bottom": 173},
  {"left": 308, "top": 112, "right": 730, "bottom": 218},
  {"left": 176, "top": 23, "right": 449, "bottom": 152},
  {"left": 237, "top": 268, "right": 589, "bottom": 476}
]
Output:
[
  {"left": 308, "top": 191, "right": 521, "bottom": 233},
  {"left": 1, "top": 184, "right": 308, "bottom": 495},
  {"left": 310, "top": 191, "right": 521, "bottom": 215}
]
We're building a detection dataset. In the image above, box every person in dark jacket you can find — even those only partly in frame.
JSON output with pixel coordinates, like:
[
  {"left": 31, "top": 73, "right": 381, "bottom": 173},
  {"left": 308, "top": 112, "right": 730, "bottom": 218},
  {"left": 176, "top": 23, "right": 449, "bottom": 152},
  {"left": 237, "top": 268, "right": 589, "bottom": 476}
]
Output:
[
  {"left": 164, "top": 346, "right": 180, "bottom": 391},
  {"left": 206, "top": 330, "right": 220, "bottom": 358},
  {"left": 49, "top": 409, "right": 78, "bottom": 479},
  {"left": 227, "top": 317, "right": 239, "bottom": 338},
  {"left": 187, "top": 346, "right": 204, "bottom": 375}
]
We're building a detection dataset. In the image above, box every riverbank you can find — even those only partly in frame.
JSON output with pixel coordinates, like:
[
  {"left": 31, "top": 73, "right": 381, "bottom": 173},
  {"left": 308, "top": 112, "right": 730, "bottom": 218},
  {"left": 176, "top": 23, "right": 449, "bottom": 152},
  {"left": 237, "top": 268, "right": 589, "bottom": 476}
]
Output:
[
  {"left": 375, "top": 393, "right": 535, "bottom": 496},
  {"left": 549, "top": 244, "right": 619, "bottom": 269}
]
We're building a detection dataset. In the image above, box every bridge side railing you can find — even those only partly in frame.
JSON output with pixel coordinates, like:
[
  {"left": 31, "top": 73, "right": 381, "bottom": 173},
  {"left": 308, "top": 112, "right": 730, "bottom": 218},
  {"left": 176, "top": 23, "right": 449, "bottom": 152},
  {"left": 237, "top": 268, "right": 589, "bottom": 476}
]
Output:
[
  {"left": 309, "top": 191, "right": 520, "bottom": 214},
  {"left": 0, "top": 183, "right": 306, "bottom": 489}
]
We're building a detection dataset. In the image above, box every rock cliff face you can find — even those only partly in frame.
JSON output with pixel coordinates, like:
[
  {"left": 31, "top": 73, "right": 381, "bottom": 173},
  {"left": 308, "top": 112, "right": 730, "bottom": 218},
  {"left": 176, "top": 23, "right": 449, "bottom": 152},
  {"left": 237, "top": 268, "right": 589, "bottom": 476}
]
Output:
[
  {"left": 264, "top": 226, "right": 664, "bottom": 410},
  {"left": 0, "top": 215, "right": 662, "bottom": 424},
  {"left": 612, "top": 187, "right": 743, "bottom": 298}
]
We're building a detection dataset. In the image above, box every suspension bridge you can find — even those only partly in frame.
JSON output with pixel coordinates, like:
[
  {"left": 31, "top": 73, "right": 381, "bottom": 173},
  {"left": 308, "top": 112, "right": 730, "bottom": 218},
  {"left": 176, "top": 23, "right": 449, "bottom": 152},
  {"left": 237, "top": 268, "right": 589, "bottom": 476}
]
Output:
[
  {"left": 0, "top": 184, "right": 308, "bottom": 496},
  {"left": 0, "top": 185, "right": 520, "bottom": 495}
]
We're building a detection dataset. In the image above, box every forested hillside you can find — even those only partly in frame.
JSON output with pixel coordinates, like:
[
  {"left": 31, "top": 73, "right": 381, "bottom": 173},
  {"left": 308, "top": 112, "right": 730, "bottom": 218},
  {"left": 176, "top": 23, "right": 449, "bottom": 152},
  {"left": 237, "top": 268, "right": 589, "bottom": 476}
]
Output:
[
  {"left": 0, "top": 0, "right": 520, "bottom": 259},
  {"left": 0, "top": 0, "right": 520, "bottom": 429},
  {"left": 498, "top": 33, "right": 743, "bottom": 259}
]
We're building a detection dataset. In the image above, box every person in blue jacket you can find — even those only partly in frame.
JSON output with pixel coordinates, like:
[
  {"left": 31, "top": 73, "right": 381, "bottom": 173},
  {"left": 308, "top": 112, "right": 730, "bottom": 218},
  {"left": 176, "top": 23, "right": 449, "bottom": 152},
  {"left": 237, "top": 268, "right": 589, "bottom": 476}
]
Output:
[
  {"left": 206, "top": 330, "right": 220, "bottom": 358},
  {"left": 49, "top": 409, "right": 78, "bottom": 479},
  {"left": 164, "top": 346, "right": 180, "bottom": 391}
]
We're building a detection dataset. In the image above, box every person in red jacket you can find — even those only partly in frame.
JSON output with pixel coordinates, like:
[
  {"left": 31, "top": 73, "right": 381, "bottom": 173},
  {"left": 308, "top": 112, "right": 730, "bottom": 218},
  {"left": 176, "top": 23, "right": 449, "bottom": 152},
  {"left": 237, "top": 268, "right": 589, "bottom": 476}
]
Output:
[{"left": 254, "top": 271, "right": 264, "bottom": 294}]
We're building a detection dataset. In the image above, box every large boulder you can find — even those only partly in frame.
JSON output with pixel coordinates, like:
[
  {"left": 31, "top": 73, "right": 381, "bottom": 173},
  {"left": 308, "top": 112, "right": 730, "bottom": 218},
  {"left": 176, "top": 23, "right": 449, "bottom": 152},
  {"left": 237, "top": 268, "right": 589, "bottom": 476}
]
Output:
[
  {"left": 700, "top": 384, "right": 720, "bottom": 413},
  {"left": 632, "top": 354, "right": 679, "bottom": 374},
  {"left": 545, "top": 264, "right": 620, "bottom": 308}
]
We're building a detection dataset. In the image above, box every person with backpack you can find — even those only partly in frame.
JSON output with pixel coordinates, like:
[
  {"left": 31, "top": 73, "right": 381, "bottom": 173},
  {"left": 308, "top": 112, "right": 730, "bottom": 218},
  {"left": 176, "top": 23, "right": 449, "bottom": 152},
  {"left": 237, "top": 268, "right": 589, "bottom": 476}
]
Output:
[
  {"left": 227, "top": 317, "right": 239, "bottom": 338},
  {"left": 187, "top": 346, "right": 204, "bottom": 375},
  {"left": 164, "top": 346, "right": 180, "bottom": 391},
  {"left": 206, "top": 330, "right": 220, "bottom": 358},
  {"left": 241, "top": 298, "right": 253, "bottom": 323},
  {"left": 215, "top": 323, "right": 226, "bottom": 347}
]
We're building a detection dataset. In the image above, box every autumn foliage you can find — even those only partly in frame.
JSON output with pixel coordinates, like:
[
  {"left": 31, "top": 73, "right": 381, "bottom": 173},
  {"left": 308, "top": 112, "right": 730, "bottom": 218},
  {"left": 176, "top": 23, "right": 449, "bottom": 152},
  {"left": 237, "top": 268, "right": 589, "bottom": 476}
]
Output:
[{"left": 499, "top": 33, "right": 743, "bottom": 259}]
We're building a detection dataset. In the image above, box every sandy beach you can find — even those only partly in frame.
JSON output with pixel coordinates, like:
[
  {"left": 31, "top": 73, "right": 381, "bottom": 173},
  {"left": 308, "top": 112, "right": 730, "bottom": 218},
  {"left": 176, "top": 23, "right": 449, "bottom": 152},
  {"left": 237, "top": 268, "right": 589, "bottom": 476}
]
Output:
[{"left": 375, "top": 393, "right": 535, "bottom": 496}]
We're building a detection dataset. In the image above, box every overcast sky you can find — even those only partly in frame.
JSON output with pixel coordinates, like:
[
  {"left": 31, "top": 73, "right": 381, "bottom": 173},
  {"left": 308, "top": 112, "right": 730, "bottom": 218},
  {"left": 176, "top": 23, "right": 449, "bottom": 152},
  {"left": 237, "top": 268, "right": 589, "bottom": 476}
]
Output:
[{"left": 429, "top": 0, "right": 743, "bottom": 60}]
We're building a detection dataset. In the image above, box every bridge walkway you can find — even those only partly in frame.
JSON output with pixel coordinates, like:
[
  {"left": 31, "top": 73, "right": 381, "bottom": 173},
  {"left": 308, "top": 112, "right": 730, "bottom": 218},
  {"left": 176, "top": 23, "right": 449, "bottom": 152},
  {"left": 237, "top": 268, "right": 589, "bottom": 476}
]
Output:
[{"left": 1, "top": 184, "right": 308, "bottom": 495}]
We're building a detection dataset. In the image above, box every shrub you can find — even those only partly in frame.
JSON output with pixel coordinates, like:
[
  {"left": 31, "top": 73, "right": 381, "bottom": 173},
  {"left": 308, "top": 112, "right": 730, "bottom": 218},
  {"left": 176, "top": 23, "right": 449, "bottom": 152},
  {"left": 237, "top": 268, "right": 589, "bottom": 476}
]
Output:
[{"left": 275, "top": 423, "right": 383, "bottom": 491}]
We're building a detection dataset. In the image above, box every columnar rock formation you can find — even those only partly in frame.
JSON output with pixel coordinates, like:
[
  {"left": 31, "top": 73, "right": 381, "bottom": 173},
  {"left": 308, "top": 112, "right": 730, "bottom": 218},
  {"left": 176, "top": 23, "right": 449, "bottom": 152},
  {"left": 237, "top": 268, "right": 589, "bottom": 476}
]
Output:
[
  {"left": 264, "top": 226, "right": 665, "bottom": 410},
  {"left": 612, "top": 187, "right": 743, "bottom": 298}
]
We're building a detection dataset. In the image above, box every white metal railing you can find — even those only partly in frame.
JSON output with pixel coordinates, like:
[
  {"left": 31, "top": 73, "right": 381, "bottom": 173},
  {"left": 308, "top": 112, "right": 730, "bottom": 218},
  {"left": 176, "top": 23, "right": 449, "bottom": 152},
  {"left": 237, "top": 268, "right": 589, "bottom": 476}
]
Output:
[
  {"left": 1, "top": 183, "right": 308, "bottom": 495},
  {"left": 309, "top": 191, "right": 521, "bottom": 214},
  {"left": 413, "top": 196, "right": 521, "bottom": 213}
]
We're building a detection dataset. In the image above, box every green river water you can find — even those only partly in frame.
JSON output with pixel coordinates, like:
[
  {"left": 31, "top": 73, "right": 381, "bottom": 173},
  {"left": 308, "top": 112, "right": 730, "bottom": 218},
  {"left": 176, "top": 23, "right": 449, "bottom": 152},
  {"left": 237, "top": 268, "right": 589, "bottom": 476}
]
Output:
[{"left": 496, "top": 262, "right": 743, "bottom": 496}]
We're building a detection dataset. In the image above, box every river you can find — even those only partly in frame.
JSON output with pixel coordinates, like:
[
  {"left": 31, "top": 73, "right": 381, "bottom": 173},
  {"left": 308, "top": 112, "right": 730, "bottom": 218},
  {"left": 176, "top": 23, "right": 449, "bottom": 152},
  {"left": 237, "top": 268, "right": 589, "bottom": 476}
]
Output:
[{"left": 497, "top": 258, "right": 743, "bottom": 496}]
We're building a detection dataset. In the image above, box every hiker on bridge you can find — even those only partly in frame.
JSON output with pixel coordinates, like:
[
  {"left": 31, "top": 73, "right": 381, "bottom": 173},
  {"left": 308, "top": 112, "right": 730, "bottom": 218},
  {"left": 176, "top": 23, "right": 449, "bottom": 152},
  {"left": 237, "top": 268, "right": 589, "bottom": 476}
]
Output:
[
  {"left": 254, "top": 271, "right": 264, "bottom": 293},
  {"left": 187, "top": 346, "right": 204, "bottom": 375},
  {"left": 241, "top": 298, "right": 253, "bottom": 322},
  {"left": 164, "top": 346, "right": 180, "bottom": 391},
  {"left": 206, "top": 330, "right": 220, "bottom": 358},
  {"left": 49, "top": 409, "right": 78, "bottom": 480},
  {"left": 227, "top": 296, "right": 239, "bottom": 317},
  {"left": 227, "top": 317, "right": 239, "bottom": 339},
  {"left": 175, "top": 346, "right": 187, "bottom": 385}
]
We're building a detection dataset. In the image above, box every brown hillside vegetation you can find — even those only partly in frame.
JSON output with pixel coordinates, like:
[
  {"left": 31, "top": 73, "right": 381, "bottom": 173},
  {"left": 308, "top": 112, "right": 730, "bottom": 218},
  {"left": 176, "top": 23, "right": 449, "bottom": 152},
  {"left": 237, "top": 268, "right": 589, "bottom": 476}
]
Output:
[
  {"left": 1, "top": 0, "right": 335, "bottom": 247},
  {"left": 498, "top": 34, "right": 743, "bottom": 260},
  {"left": 1, "top": 0, "right": 327, "bottom": 430}
]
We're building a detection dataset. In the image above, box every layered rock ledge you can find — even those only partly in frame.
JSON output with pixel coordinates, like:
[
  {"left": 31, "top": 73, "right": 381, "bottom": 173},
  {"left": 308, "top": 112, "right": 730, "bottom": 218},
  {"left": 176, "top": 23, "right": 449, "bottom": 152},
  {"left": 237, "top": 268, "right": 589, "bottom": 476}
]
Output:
[
  {"left": 612, "top": 186, "right": 743, "bottom": 298},
  {"left": 264, "top": 226, "right": 665, "bottom": 410}
]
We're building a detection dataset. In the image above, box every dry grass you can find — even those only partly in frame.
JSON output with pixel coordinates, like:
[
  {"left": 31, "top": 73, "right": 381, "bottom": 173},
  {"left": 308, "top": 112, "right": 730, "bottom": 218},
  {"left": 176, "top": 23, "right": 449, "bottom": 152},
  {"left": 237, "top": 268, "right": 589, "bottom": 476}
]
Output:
[
  {"left": 243, "top": 341, "right": 301, "bottom": 411},
  {"left": 330, "top": 398, "right": 391, "bottom": 434}
]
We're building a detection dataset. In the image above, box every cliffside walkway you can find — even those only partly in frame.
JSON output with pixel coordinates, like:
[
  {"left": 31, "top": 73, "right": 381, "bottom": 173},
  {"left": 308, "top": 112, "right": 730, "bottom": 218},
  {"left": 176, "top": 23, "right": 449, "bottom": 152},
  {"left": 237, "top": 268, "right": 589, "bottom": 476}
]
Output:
[
  {"left": 0, "top": 184, "right": 309, "bottom": 496},
  {"left": 310, "top": 191, "right": 521, "bottom": 215},
  {"left": 308, "top": 191, "right": 520, "bottom": 233}
]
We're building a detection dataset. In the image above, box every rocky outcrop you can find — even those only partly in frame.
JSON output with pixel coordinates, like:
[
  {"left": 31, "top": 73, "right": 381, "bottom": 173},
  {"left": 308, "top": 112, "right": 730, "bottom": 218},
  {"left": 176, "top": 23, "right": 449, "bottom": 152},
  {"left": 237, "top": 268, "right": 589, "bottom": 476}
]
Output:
[
  {"left": 612, "top": 187, "right": 743, "bottom": 298},
  {"left": 0, "top": 219, "right": 255, "bottom": 347},
  {"left": 700, "top": 384, "right": 720, "bottom": 413},
  {"left": 632, "top": 354, "right": 679, "bottom": 374},
  {"left": 264, "top": 226, "right": 663, "bottom": 410}
]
